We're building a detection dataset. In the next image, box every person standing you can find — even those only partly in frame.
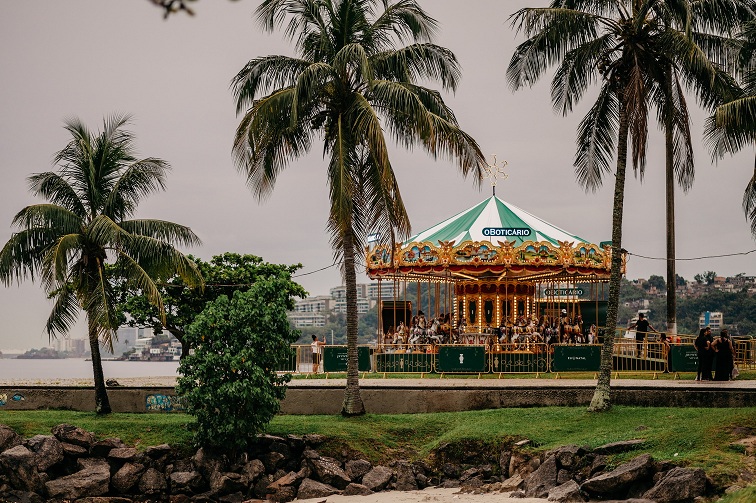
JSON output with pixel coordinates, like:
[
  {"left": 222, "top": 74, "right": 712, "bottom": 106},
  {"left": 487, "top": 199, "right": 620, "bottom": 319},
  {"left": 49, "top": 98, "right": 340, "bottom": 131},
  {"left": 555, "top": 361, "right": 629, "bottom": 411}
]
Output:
[
  {"left": 629, "top": 313, "right": 656, "bottom": 358},
  {"left": 712, "top": 329, "right": 735, "bottom": 381},
  {"left": 311, "top": 334, "right": 326, "bottom": 374},
  {"left": 694, "top": 327, "right": 713, "bottom": 381}
]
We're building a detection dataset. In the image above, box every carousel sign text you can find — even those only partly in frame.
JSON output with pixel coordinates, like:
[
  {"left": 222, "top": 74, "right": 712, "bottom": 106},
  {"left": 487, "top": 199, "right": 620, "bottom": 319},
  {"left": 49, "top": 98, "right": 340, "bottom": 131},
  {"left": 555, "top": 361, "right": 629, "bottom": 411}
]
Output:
[{"left": 482, "top": 227, "right": 531, "bottom": 237}]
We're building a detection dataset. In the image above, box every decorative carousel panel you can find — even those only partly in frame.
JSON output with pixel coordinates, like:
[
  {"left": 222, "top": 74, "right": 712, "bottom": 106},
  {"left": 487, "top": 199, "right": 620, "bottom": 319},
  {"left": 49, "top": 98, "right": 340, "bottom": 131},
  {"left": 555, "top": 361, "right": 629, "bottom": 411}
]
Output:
[
  {"left": 451, "top": 241, "right": 499, "bottom": 265},
  {"left": 572, "top": 244, "right": 605, "bottom": 268},
  {"left": 514, "top": 241, "right": 560, "bottom": 266},
  {"left": 399, "top": 242, "right": 440, "bottom": 266},
  {"left": 367, "top": 244, "right": 394, "bottom": 269}
]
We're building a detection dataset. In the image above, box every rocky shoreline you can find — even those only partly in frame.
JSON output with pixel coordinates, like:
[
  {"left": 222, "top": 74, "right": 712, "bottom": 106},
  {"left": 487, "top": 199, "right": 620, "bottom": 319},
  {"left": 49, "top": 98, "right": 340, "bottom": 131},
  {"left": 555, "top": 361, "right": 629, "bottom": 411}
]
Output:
[{"left": 0, "top": 422, "right": 734, "bottom": 503}]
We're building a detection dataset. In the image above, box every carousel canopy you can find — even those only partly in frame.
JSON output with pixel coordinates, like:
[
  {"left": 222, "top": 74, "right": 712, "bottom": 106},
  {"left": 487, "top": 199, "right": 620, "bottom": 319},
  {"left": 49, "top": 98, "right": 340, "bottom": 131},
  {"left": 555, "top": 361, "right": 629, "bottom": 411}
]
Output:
[{"left": 406, "top": 195, "right": 589, "bottom": 247}]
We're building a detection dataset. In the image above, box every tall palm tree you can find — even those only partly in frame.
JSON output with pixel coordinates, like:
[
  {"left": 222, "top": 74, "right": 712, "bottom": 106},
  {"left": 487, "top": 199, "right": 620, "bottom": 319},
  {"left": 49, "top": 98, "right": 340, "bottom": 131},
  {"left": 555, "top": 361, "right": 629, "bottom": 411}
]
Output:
[
  {"left": 507, "top": 0, "right": 729, "bottom": 411},
  {"left": 706, "top": 19, "right": 756, "bottom": 235},
  {"left": 232, "top": 0, "right": 486, "bottom": 415},
  {"left": 0, "top": 115, "right": 202, "bottom": 414}
]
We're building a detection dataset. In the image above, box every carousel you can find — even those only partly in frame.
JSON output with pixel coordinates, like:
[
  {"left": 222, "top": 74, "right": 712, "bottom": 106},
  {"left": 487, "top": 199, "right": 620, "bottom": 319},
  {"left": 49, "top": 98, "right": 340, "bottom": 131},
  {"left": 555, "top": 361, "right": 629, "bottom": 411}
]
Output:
[{"left": 366, "top": 184, "right": 626, "bottom": 351}]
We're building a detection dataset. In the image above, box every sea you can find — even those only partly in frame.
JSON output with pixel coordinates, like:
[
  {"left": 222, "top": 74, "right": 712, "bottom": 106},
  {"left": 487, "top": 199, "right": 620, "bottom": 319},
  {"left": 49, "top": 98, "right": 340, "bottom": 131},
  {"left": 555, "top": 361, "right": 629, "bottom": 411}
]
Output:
[{"left": 0, "top": 357, "right": 179, "bottom": 381}]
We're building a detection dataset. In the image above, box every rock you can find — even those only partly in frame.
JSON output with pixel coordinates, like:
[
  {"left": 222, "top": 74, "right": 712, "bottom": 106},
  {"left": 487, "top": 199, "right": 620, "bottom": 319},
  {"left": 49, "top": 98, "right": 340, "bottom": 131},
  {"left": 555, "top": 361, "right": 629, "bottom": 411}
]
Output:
[
  {"left": 556, "top": 469, "right": 573, "bottom": 485},
  {"left": 169, "top": 470, "right": 203, "bottom": 494},
  {"left": 61, "top": 441, "right": 88, "bottom": 457},
  {"left": 241, "top": 458, "right": 266, "bottom": 483},
  {"left": 593, "top": 439, "right": 646, "bottom": 454},
  {"left": 361, "top": 466, "right": 393, "bottom": 491},
  {"left": 26, "top": 434, "right": 64, "bottom": 471},
  {"left": 267, "top": 485, "right": 296, "bottom": 502},
  {"left": 76, "top": 498, "right": 134, "bottom": 503},
  {"left": 581, "top": 454, "right": 654, "bottom": 497},
  {"left": 309, "top": 456, "right": 351, "bottom": 489},
  {"left": 441, "top": 462, "right": 462, "bottom": 479},
  {"left": 343, "top": 482, "right": 374, "bottom": 496},
  {"left": 267, "top": 468, "right": 306, "bottom": 492},
  {"left": 108, "top": 447, "right": 140, "bottom": 463},
  {"left": 394, "top": 462, "right": 418, "bottom": 491},
  {"left": 515, "top": 439, "right": 531, "bottom": 447},
  {"left": 303, "top": 434, "right": 326, "bottom": 447},
  {"left": 51, "top": 424, "right": 96, "bottom": 449},
  {"left": 296, "top": 478, "right": 340, "bottom": 499},
  {"left": 550, "top": 445, "right": 584, "bottom": 469},
  {"left": 642, "top": 467, "right": 707, "bottom": 503},
  {"left": 90, "top": 438, "right": 125, "bottom": 458},
  {"left": 547, "top": 480, "right": 584, "bottom": 502},
  {"left": 525, "top": 454, "right": 559, "bottom": 498},
  {"left": 510, "top": 450, "right": 538, "bottom": 478},
  {"left": 105, "top": 378, "right": 122, "bottom": 387},
  {"left": 0, "top": 490, "right": 44, "bottom": 503},
  {"left": 0, "top": 445, "right": 45, "bottom": 493},
  {"left": 0, "top": 425, "right": 23, "bottom": 453},
  {"left": 45, "top": 460, "right": 110, "bottom": 499},
  {"left": 138, "top": 467, "right": 168, "bottom": 494},
  {"left": 111, "top": 462, "right": 145, "bottom": 493},
  {"left": 345, "top": 459, "right": 372, "bottom": 481},
  {"left": 262, "top": 451, "right": 286, "bottom": 472},
  {"left": 193, "top": 447, "right": 226, "bottom": 479},
  {"left": 510, "top": 489, "right": 527, "bottom": 498},
  {"left": 500, "top": 473, "right": 526, "bottom": 491},
  {"left": 499, "top": 450, "right": 512, "bottom": 478},
  {"left": 209, "top": 471, "right": 247, "bottom": 495},
  {"left": 590, "top": 454, "right": 608, "bottom": 475},
  {"left": 252, "top": 474, "right": 273, "bottom": 498}
]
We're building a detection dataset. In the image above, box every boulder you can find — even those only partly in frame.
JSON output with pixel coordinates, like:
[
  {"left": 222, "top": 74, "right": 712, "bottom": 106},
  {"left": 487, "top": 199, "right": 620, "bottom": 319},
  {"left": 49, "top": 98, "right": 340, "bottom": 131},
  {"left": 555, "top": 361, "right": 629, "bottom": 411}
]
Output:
[
  {"left": 296, "top": 478, "right": 340, "bottom": 499},
  {"left": 51, "top": 424, "right": 96, "bottom": 449},
  {"left": 550, "top": 445, "right": 585, "bottom": 470},
  {"left": 241, "top": 458, "right": 266, "bottom": 483},
  {"left": 193, "top": 447, "right": 226, "bottom": 479},
  {"left": 499, "top": 450, "right": 512, "bottom": 478},
  {"left": 361, "top": 466, "right": 393, "bottom": 491},
  {"left": 345, "top": 459, "right": 372, "bottom": 481},
  {"left": 0, "top": 425, "right": 22, "bottom": 453},
  {"left": 76, "top": 498, "right": 134, "bottom": 503},
  {"left": 0, "top": 445, "right": 45, "bottom": 494},
  {"left": 26, "top": 434, "right": 64, "bottom": 471},
  {"left": 0, "top": 490, "right": 44, "bottom": 503},
  {"left": 547, "top": 480, "right": 584, "bottom": 502},
  {"left": 267, "top": 468, "right": 307, "bottom": 493},
  {"left": 138, "top": 467, "right": 168, "bottom": 494},
  {"left": 394, "top": 462, "right": 418, "bottom": 491},
  {"left": 525, "top": 454, "right": 559, "bottom": 498},
  {"left": 642, "top": 467, "right": 707, "bottom": 503},
  {"left": 510, "top": 450, "right": 539, "bottom": 478},
  {"left": 262, "top": 451, "right": 286, "bottom": 472},
  {"left": 90, "top": 438, "right": 125, "bottom": 458},
  {"left": 107, "top": 447, "right": 140, "bottom": 463},
  {"left": 267, "top": 485, "right": 296, "bottom": 502},
  {"left": 581, "top": 454, "right": 654, "bottom": 497},
  {"left": 500, "top": 473, "right": 526, "bottom": 492},
  {"left": 111, "top": 462, "right": 145, "bottom": 493},
  {"left": 308, "top": 456, "right": 351, "bottom": 489},
  {"left": 144, "top": 443, "right": 172, "bottom": 459},
  {"left": 169, "top": 470, "right": 203, "bottom": 494},
  {"left": 343, "top": 482, "right": 374, "bottom": 496},
  {"left": 61, "top": 441, "right": 88, "bottom": 457},
  {"left": 209, "top": 471, "right": 247, "bottom": 495},
  {"left": 45, "top": 460, "right": 110, "bottom": 499}
]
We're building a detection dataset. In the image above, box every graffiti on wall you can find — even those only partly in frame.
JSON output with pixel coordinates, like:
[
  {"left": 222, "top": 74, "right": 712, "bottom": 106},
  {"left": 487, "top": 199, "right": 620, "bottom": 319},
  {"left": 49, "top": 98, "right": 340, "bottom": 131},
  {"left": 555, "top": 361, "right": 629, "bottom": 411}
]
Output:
[
  {"left": 145, "top": 394, "right": 183, "bottom": 412},
  {"left": 0, "top": 393, "right": 25, "bottom": 406}
]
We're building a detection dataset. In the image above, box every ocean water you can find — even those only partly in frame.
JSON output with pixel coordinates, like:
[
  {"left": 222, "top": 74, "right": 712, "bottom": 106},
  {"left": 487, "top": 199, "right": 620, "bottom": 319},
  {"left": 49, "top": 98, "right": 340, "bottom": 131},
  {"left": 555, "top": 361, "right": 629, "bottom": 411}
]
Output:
[{"left": 0, "top": 357, "right": 179, "bottom": 380}]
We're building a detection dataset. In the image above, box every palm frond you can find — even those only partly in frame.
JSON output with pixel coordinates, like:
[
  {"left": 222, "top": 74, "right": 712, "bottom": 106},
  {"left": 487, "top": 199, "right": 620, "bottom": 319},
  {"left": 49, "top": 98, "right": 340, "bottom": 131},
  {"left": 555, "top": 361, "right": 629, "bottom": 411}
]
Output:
[
  {"left": 372, "top": 43, "right": 461, "bottom": 91},
  {"left": 104, "top": 158, "right": 170, "bottom": 221},
  {"left": 45, "top": 284, "right": 80, "bottom": 338},
  {"left": 551, "top": 35, "right": 610, "bottom": 115},
  {"left": 232, "top": 55, "right": 311, "bottom": 114},
  {"left": 574, "top": 84, "right": 618, "bottom": 192},
  {"left": 120, "top": 219, "right": 202, "bottom": 249},
  {"left": 27, "top": 172, "right": 87, "bottom": 216},
  {"left": 744, "top": 160, "right": 756, "bottom": 236}
]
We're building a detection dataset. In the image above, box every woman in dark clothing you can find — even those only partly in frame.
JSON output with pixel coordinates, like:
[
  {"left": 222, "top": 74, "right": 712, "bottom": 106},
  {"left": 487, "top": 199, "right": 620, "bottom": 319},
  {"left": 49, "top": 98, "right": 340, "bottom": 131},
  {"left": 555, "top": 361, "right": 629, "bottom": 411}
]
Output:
[
  {"left": 694, "top": 327, "right": 714, "bottom": 381},
  {"left": 712, "top": 329, "right": 735, "bottom": 381}
]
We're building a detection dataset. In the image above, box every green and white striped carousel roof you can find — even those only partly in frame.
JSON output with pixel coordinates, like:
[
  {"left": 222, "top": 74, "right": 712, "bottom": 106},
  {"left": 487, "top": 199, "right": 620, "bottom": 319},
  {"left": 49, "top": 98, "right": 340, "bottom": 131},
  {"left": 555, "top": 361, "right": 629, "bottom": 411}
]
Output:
[{"left": 405, "top": 195, "right": 589, "bottom": 247}]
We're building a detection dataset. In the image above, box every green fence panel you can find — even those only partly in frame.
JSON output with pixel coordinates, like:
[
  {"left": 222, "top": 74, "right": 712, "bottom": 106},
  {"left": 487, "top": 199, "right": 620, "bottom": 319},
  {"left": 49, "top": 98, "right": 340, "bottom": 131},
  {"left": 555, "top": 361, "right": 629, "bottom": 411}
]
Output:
[
  {"left": 322, "top": 346, "right": 371, "bottom": 372},
  {"left": 274, "top": 348, "right": 298, "bottom": 372},
  {"left": 437, "top": 346, "right": 487, "bottom": 373},
  {"left": 670, "top": 345, "right": 698, "bottom": 373},
  {"left": 551, "top": 345, "right": 601, "bottom": 372},
  {"left": 375, "top": 351, "right": 434, "bottom": 373},
  {"left": 490, "top": 350, "right": 548, "bottom": 373}
]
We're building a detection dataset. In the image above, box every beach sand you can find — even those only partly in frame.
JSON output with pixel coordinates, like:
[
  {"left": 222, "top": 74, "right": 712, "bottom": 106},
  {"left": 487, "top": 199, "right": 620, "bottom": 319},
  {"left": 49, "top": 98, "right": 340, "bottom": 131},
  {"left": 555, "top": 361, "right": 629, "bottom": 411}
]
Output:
[{"left": 296, "top": 487, "right": 548, "bottom": 503}]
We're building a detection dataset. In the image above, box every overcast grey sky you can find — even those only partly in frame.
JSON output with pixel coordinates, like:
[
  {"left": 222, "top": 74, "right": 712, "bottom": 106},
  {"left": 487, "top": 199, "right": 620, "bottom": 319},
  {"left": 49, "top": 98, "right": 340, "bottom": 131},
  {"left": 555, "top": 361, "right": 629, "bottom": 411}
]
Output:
[{"left": 1, "top": 1, "right": 754, "bottom": 351}]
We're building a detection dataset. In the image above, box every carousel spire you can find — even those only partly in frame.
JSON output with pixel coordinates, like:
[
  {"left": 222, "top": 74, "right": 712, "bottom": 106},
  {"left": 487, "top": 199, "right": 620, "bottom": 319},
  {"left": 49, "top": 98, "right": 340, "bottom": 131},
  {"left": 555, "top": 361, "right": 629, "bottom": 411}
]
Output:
[{"left": 484, "top": 154, "right": 508, "bottom": 197}]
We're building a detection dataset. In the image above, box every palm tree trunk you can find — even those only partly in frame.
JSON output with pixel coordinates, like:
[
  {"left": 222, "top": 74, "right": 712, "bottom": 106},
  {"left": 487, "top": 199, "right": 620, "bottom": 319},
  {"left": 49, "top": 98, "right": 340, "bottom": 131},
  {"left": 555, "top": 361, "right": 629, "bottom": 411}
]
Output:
[
  {"left": 88, "top": 317, "right": 112, "bottom": 414},
  {"left": 589, "top": 103, "right": 630, "bottom": 412},
  {"left": 664, "top": 72, "right": 677, "bottom": 336},
  {"left": 341, "top": 228, "right": 365, "bottom": 416}
]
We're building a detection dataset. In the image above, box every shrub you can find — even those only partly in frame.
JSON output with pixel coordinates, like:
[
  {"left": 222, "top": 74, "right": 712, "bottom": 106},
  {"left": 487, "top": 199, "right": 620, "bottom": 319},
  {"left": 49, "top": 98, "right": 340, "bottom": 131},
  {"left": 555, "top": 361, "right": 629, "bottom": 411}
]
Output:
[{"left": 177, "top": 275, "right": 301, "bottom": 450}]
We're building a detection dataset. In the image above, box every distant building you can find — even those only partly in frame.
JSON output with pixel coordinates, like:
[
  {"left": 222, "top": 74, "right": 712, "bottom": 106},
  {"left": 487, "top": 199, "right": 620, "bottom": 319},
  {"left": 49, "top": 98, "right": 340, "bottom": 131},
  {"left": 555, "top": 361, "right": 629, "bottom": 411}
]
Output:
[{"left": 699, "top": 311, "right": 723, "bottom": 331}]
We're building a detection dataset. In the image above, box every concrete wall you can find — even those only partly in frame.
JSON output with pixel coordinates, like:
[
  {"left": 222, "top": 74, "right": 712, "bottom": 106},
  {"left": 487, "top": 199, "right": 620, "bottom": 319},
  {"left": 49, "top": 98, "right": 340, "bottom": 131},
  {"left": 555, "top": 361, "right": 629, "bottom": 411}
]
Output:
[{"left": 1, "top": 384, "right": 754, "bottom": 414}]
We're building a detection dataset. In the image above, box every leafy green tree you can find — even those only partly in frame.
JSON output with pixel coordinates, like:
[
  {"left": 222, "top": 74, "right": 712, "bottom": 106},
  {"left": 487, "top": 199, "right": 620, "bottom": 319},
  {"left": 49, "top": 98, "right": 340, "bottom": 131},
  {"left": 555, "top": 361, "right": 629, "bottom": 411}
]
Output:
[
  {"left": 116, "top": 252, "right": 304, "bottom": 358},
  {"left": 176, "top": 276, "right": 301, "bottom": 450},
  {"left": 506, "top": 0, "right": 730, "bottom": 411},
  {"left": 232, "top": 0, "right": 485, "bottom": 415},
  {"left": 0, "top": 115, "right": 201, "bottom": 414},
  {"left": 647, "top": 275, "right": 667, "bottom": 292}
]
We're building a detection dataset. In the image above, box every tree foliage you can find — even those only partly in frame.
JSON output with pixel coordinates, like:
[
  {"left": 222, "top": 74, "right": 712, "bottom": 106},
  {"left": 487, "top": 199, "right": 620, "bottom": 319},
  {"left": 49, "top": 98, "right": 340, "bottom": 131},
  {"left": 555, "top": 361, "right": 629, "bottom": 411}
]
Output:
[
  {"left": 176, "top": 275, "right": 302, "bottom": 450},
  {"left": 0, "top": 115, "right": 201, "bottom": 414},
  {"left": 116, "top": 252, "right": 304, "bottom": 358}
]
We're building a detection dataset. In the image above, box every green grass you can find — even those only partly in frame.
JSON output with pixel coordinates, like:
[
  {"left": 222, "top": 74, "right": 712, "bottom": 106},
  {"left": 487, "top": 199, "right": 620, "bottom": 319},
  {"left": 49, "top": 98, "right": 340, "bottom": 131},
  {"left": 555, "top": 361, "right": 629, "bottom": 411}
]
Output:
[{"left": 1, "top": 406, "right": 753, "bottom": 486}]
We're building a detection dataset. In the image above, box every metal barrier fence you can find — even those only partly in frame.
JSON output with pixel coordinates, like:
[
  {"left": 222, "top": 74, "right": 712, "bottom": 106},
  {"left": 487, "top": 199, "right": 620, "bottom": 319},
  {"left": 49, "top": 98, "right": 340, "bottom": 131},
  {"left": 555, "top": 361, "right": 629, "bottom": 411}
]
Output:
[{"left": 285, "top": 338, "right": 754, "bottom": 377}]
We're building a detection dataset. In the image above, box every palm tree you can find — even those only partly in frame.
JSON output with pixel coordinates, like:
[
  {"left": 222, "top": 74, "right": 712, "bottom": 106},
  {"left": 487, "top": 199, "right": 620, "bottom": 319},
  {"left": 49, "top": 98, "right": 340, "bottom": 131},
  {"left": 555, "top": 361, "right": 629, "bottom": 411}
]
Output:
[
  {"left": 507, "top": 0, "right": 731, "bottom": 410},
  {"left": 706, "top": 19, "right": 756, "bottom": 236},
  {"left": 232, "top": 0, "right": 486, "bottom": 416},
  {"left": 0, "top": 115, "right": 202, "bottom": 414}
]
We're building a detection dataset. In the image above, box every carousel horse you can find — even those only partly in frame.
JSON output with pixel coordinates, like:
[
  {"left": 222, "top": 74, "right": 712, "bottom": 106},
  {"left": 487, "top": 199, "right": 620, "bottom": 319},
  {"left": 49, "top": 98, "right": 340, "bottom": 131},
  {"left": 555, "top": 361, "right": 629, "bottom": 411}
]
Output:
[{"left": 426, "top": 318, "right": 443, "bottom": 344}]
